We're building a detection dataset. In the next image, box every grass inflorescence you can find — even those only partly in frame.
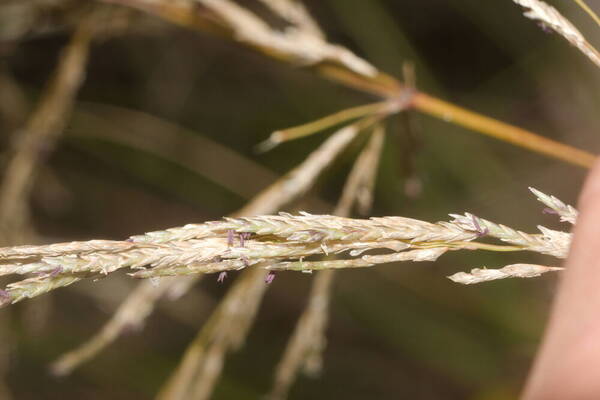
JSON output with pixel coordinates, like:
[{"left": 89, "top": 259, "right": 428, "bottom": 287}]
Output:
[{"left": 0, "top": 188, "right": 574, "bottom": 307}]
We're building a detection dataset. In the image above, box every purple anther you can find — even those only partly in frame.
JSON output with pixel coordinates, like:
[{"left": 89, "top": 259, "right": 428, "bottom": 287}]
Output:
[
  {"left": 240, "top": 232, "right": 251, "bottom": 247},
  {"left": 34, "top": 266, "right": 64, "bottom": 278},
  {"left": 0, "top": 289, "right": 10, "bottom": 307},
  {"left": 265, "top": 271, "right": 276, "bottom": 284},
  {"left": 227, "top": 230, "right": 235, "bottom": 247},
  {"left": 538, "top": 22, "right": 552, "bottom": 34},
  {"left": 217, "top": 271, "right": 227, "bottom": 283},
  {"left": 471, "top": 215, "right": 489, "bottom": 237}
]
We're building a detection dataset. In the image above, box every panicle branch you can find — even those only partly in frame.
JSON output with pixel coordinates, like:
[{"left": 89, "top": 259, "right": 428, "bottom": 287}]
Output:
[
  {"left": 0, "top": 188, "right": 574, "bottom": 307},
  {"left": 513, "top": 0, "right": 600, "bottom": 67}
]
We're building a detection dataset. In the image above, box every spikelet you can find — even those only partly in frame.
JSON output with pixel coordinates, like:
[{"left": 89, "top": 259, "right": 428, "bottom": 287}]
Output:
[{"left": 513, "top": 0, "right": 600, "bottom": 67}]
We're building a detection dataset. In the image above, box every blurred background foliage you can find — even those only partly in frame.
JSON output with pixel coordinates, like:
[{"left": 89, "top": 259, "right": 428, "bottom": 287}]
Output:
[{"left": 0, "top": 0, "right": 598, "bottom": 399}]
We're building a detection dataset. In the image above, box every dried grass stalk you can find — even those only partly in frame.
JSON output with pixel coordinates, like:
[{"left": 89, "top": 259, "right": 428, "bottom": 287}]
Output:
[
  {"left": 335, "top": 124, "right": 385, "bottom": 216},
  {"left": 196, "top": 0, "right": 376, "bottom": 76},
  {"left": 572, "top": 0, "right": 600, "bottom": 27},
  {"left": 269, "top": 269, "right": 334, "bottom": 400},
  {"left": 0, "top": 66, "right": 28, "bottom": 132},
  {"left": 233, "top": 116, "right": 377, "bottom": 216},
  {"left": 0, "top": 11, "right": 98, "bottom": 245},
  {"left": 268, "top": 123, "right": 385, "bottom": 400},
  {"left": 257, "top": 101, "right": 395, "bottom": 151},
  {"left": 50, "top": 277, "right": 194, "bottom": 376},
  {"left": 156, "top": 267, "right": 268, "bottom": 400}
]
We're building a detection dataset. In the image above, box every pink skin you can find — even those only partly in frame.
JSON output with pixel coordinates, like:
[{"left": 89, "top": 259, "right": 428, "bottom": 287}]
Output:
[
  {"left": 523, "top": 159, "right": 600, "bottom": 399},
  {"left": 217, "top": 271, "right": 227, "bottom": 283}
]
